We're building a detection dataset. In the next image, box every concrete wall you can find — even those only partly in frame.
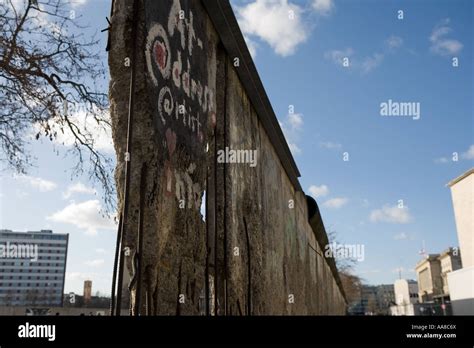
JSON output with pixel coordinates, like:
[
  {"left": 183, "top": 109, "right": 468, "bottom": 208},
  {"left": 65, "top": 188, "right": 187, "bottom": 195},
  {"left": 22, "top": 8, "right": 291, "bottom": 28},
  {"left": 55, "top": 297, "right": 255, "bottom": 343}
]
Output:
[
  {"left": 218, "top": 60, "right": 345, "bottom": 315},
  {"left": 449, "top": 171, "right": 474, "bottom": 268},
  {"left": 447, "top": 266, "right": 474, "bottom": 315},
  {"left": 109, "top": 0, "right": 346, "bottom": 315},
  {"left": 394, "top": 279, "right": 418, "bottom": 305},
  {"left": 0, "top": 306, "right": 128, "bottom": 316}
]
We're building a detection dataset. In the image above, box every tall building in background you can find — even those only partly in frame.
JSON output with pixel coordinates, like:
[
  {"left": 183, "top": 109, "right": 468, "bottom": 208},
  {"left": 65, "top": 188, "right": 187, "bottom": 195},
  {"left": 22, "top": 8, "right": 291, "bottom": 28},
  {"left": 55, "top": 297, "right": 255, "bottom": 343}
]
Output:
[
  {"left": 448, "top": 168, "right": 473, "bottom": 268},
  {"left": 0, "top": 229, "right": 68, "bottom": 307},
  {"left": 438, "top": 247, "right": 462, "bottom": 294},
  {"left": 348, "top": 284, "right": 394, "bottom": 315},
  {"left": 375, "top": 284, "right": 395, "bottom": 314},
  {"left": 390, "top": 279, "right": 420, "bottom": 316},
  {"left": 447, "top": 168, "right": 474, "bottom": 315},
  {"left": 83, "top": 280, "right": 92, "bottom": 304},
  {"left": 394, "top": 279, "right": 419, "bottom": 306},
  {"left": 415, "top": 255, "right": 443, "bottom": 303}
]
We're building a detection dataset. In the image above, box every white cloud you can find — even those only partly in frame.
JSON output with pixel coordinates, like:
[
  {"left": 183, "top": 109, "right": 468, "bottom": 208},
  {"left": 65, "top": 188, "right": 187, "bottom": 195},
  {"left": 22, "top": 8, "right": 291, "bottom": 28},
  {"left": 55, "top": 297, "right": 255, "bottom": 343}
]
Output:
[
  {"left": 320, "top": 141, "right": 342, "bottom": 150},
  {"left": 47, "top": 200, "right": 116, "bottom": 235},
  {"left": 63, "top": 182, "right": 96, "bottom": 199},
  {"left": 361, "top": 53, "right": 384, "bottom": 74},
  {"left": 34, "top": 110, "right": 114, "bottom": 154},
  {"left": 432, "top": 40, "right": 463, "bottom": 56},
  {"left": 15, "top": 190, "right": 29, "bottom": 199},
  {"left": 392, "top": 267, "right": 415, "bottom": 274},
  {"left": 359, "top": 269, "right": 381, "bottom": 275},
  {"left": 325, "top": 49, "right": 384, "bottom": 73},
  {"left": 324, "top": 48, "right": 354, "bottom": 66},
  {"left": 393, "top": 232, "right": 408, "bottom": 240},
  {"left": 66, "top": 272, "right": 98, "bottom": 282},
  {"left": 308, "top": 184, "right": 329, "bottom": 198},
  {"left": 461, "top": 145, "right": 474, "bottom": 160},
  {"left": 370, "top": 204, "right": 412, "bottom": 224},
  {"left": 14, "top": 175, "right": 57, "bottom": 192},
  {"left": 70, "top": 0, "right": 88, "bottom": 7},
  {"left": 435, "top": 145, "right": 473, "bottom": 163},
  {"left": 280, "top": 112, "right": 304, "bottom": 155},
  {"left": 1, "top": 0, "right": 25, "bottom": 11},
  {"left": 323, "top": 197, "right": 348, "bottom": 209},
  {"left": 84, "top": 259, "right": 105, "bottom": 267},
  {"left": 312, "top": 0, "right": 334, "bottom": 15},
  {"left": 434, "top": 157, "right": 449, "bottom": 164},
  {"left": 394, "top": 232, "right": 415, "bottom": 241},
  {"left": 95, "top": 248, "right": 107, "bottom": 254},
  {"left": 430, "top": 18, "right": 463, "bottom": 56},
  {"left": 64, "top": 271, "right": 112, "bottom": 295},
  {"left": 235, "top": 0, "right": 309, "bottom": 57},
  {"left": 386, "top": 35, "right": 403, "bottom": 50},
  {"left": 288, "top": 143, "right": 301, "bottom": 155},
  {"left": 288, "top": 112, "right": 304, "bottom": 129},
  {"left": 243, "top": 35, "right": 258, "bottom": 58},
  {"left": 327, "top": 35, "right": 401, "bottom": 73}
]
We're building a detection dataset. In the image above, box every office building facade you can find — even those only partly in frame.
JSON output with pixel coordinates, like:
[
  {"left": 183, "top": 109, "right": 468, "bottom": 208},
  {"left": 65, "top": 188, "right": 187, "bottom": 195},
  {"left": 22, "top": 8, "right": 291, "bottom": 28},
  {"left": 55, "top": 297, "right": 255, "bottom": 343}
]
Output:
[{"left": 0, "top": 229, "right": 68, "bottom": 307}]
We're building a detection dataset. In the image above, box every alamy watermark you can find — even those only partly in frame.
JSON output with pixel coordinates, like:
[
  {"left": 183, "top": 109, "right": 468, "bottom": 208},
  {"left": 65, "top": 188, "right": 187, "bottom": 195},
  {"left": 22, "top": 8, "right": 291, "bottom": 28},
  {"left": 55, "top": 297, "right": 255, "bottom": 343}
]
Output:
[
  {"left": 217, "top": 147, "right": 258, "bottom": 167},
  {"left": 324, "top": 242, "right": 365, "bottom": 262},
  {"left": 0, "top": 242, "right": 38, "bottom": 262},
  {"left": 380, "top": 99, "right": 421, "bottom": 120}
]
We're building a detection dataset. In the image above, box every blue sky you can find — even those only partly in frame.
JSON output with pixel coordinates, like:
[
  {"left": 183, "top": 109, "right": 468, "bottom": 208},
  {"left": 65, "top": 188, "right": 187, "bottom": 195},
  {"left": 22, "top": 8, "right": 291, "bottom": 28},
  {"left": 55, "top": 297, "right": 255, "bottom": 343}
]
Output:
[{"left": 0, "top": 0, "right": 472, "bottom": 294}]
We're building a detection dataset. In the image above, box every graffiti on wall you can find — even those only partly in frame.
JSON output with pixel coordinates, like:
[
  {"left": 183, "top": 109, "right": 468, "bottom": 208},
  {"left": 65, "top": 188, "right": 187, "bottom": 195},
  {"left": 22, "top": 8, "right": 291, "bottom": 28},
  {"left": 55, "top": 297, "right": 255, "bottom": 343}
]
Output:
[{"left": 145, "top": 0, "right": 215, "bottom": 209}]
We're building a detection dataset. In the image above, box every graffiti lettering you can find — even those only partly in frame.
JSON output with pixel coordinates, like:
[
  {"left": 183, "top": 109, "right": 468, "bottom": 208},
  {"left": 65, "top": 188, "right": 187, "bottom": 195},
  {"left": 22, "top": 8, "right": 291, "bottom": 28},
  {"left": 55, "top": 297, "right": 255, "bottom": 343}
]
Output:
[
  {"left": 158, "top": 87, "right": 173, "bottom": 125},
  {"left": 146, "top": 0, "right": 215, "bottom": 208},
  {"left": 146, "top": 23, "right": 171, "bottom": 85}
]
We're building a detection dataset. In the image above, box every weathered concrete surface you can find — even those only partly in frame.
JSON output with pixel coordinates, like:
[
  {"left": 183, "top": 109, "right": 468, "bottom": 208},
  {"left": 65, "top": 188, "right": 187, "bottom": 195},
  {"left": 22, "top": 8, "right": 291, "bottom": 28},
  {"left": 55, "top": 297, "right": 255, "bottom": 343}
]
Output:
[
  {"left": 109, "top": 0, "right": 346, "bottom": 315},
  {"left": 109, "top": 0, "right": 216, "bottom": 315},
  {"left": 223, "top": 61, "right": 345, "bottom": 315}
]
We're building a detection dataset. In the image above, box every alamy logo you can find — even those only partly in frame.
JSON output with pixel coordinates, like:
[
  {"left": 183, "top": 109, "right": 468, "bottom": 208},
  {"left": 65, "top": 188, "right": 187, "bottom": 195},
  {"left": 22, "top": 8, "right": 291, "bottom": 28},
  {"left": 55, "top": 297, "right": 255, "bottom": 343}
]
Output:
[
  {"left": 324, "top": 242, "right": 365, "bottom": 262},
  {"left": 0, "top": 242, "right": 38, "bottom": 262},
  {"left": 380, "top": 99, "right": 421, "bottom": 120},
  {"left": 217, "top": 147, "right": 258, "bottom": 167},
  {"left": 18, "top": 323, "right": 56, "bottom": 341}
]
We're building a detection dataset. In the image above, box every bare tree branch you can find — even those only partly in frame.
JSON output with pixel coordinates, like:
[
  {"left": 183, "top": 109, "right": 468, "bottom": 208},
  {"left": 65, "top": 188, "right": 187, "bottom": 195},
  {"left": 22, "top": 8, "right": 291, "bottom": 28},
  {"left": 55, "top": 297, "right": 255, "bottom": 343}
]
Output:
[{"left": 0, "top": 0, "right": 115, "bottom": 210}]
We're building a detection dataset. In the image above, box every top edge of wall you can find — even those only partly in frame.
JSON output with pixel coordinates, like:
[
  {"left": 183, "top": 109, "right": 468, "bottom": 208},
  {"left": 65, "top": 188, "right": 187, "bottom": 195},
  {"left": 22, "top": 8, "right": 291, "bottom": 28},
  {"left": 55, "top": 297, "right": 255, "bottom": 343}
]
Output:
[{"left": 202, "top": 0, "right": 302, "bottom": 192}]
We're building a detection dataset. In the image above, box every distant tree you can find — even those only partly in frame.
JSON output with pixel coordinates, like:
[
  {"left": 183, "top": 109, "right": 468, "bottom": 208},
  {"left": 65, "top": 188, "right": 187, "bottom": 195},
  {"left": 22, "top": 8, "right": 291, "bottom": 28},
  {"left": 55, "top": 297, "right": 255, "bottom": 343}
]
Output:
[
  {"left": 339, "top": 269, "right": 364, "bottom": 305},
  {"left": 327, "top": 229, "right": 365, "bottom": 305},
  {"left": 366, "top": 294, "right": 378, "bottom": 315},
  {"left": 0, "top": 0, "right": 114, "bottom": 208},
  {"left": 4, "top": 290, "right": 14, "bottom": 306},
  {"left": 24, "top": 289, "right": 37, "bottom": 306}
]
